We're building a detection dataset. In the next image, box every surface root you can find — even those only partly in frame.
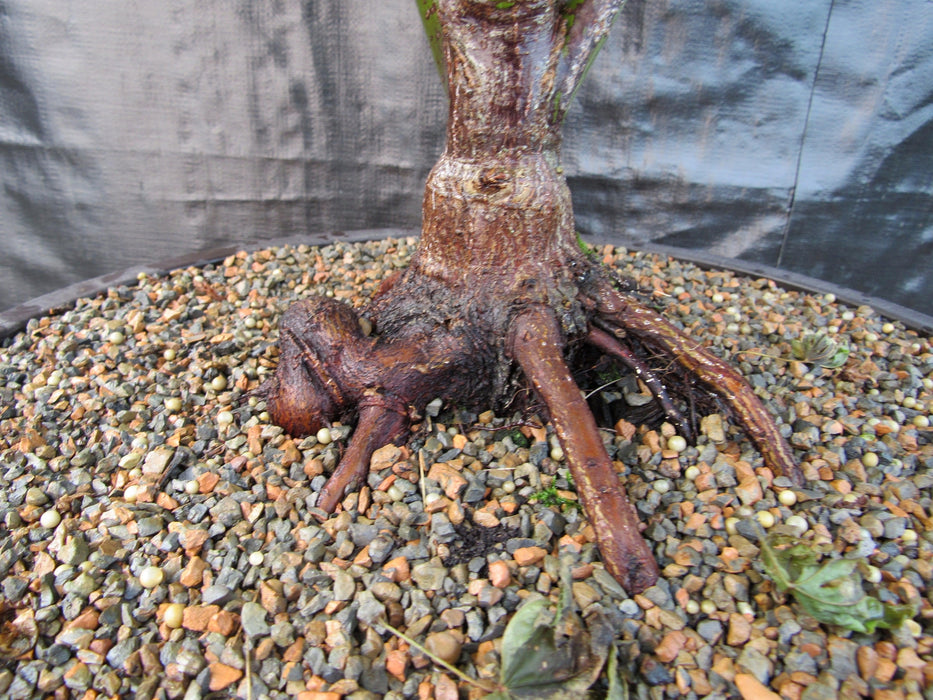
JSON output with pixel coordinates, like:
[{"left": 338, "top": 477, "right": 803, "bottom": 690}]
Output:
[{"left": 261, "top": 266, "right": 804, "bottom": 592}]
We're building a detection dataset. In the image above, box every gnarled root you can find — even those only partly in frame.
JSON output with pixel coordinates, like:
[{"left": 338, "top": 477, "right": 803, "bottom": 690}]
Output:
[
  {"left": 255, "top": 295, "right": 474, "bottom": 513},
  {"left": 259, "top": 261, "right": 803, "bottom": 594}
]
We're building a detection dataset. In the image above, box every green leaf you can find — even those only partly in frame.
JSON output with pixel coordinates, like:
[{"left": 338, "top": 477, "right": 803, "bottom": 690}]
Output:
[
  {"left": 789, "top": 333, "right": 848, "bottom": 368},
  {"left": 415, "top": 0, "right": 446, "bottom": 87},
  {"left": 795, "top": 558, "right": 860, "bottom": 595},
  {"left": 575, "top": 231, "right": 598, "bottom": 257},
  {"left": 821, "top": 344, "right": 850, "bottom": 369},
  {"left": 498, "top": 567, "right": 612, "bottom": 699},
  {"left": 499, "top": 598, "right": 550, "bottom": 688},
  {"left": 759, "top": 534, "right": 918, "bottom": 634},
  {"left": 606, "top": 643, "right": 631, "bottom": 700}
]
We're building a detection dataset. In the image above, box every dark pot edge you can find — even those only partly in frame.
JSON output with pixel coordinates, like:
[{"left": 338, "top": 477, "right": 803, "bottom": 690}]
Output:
[{"left": 2, "top": 228, "right": 931, "bottom": 340}]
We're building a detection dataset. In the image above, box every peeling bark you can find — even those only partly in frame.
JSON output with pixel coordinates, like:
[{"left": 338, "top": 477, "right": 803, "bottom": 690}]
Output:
[{"left": 258, "top": 0, "right": 804, "bottom": 593}]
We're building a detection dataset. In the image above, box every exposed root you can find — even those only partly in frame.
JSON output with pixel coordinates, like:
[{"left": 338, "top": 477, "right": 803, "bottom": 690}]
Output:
[
  {"left": 582, "top": 276, "right": 804, "bottom": 486},
  {"left": 586, "top": 325, "right": 692, "bottom": 440},
  {"left": 258, "top": 254, "right": 806, "bottom": 594},
  {"left": 508, "top": 306, "right": 660, "bottom": 593},
  {"left": 316, "top": 402, "right": 410, "bottom": 513},
  {"left": 256, "top": 0, "right": 804, "bottom": 596}
]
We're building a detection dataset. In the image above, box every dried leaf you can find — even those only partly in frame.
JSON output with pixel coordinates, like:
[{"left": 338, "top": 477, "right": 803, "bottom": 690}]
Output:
[
  {"left": 499, "top": 560, "right": 612, "bottom": 699},
  {"left": 0, "top": 604, "right": 38, "bottom": 660}
]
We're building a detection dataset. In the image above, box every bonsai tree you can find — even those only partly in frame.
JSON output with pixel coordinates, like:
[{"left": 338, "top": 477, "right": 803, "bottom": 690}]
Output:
[{"left": 258, "top": 0, "right": 802, "bottom": 594}]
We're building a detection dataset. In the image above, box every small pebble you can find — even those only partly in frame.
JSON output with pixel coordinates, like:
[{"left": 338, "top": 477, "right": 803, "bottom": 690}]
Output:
[
  {"left": 139, "top": 566, "right": 165, "bottom": 588},
  {"left": 755, "top": 511, "right": 775, "bottom": 528},
  {"left": 39, "top": 509, "right": 61, "bottom": 529},
  {"left": 667, "top": 435, "right": 687, "bottom": 453},
  {"left": 784, "top": 515, "right": 808, "bottom": 536},
  {"left": 163, "top": 603, "right": 185, "bottom": 629}
]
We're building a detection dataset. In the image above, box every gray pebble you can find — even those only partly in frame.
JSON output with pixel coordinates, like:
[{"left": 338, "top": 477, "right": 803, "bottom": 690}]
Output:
[
  {"left": 208, "top": 496, "right": 242, "bottom": 527},
  {"left": 827, "top": 637, "right": 859, "bottom": 680},
  {"left": 640, "top": 584, "right": 672, "bottom": 608},
  {"left": 883, "top": 517, "right": 908, "bottom": 539},
  {"left": 270, "top": 621, "right": 296, "bottom": 648},
  {"left": 800, "top": 682, "right": 840, "bottom": 700},
  {"left": 696, "top": 619, "right": 723, "bottom": 644},
  {"left": 737, "top": 646, "right": 773, "bottom": 684},
  {"left": 201, "top": 584, "right": 233, "bottom": 606},
  {"left": 62, "top": 660, "right": 92, "bottom": 691},
  {"left": 57, "top": 534, "right": 90, "bottom": 567},
  {"left": 24, "top": 487, "right": 49, "bottom": 506},
  {"left": 777, "top": 619, "right": 802, "bottom": 645},
  {"left": 106, "top": 638, "right": 141, "bottom": 670},
  {"left": 241, "top": 602, "right": 270, "bottom": 638},
  {"left": 136, "top": 516, "right": 165, "bottom": 537},
  {"left": 370, "top": 581, "right": 403, "bottom": 603},
  {"left": 360, "top": 666, "right": 390, "bottom": 695},
  {"left": 462, "top": 478, "right": 488, "bottom": 503},
  {"left": 783, "top": 649, "right": 818, "bottom": 676},
  {"left": 2, "top": 576, "right": 29, "bottom": 602},
  {"left": 430, "top": 513, "right": 457, "bottom": 542},
  {"left": 411, "top": 561, "right": 448, "bottom": 591},
  {"left": 367, "top": 535, "right": 394, "bottom": 564},
  {"left": 466, "top": 611, "right": 485, "bottom": 641},
  {"left": 355, "top": 590, "right": 386, "bottom": 627},
  {"left": 349, "top": 522, "right": 380, "bottom": 547},
  {"left": 333, "top": 569, "right": 357, "bottom": 601}
]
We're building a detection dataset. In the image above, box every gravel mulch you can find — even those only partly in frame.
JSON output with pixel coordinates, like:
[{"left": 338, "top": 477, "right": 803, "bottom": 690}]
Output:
[{"left": 1, "top": 237, "right": 931, "bottom": 700}]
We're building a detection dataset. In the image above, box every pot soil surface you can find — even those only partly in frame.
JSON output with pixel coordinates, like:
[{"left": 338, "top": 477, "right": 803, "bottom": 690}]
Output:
[{"left": 0, "top": 237, "right": 931, "bottom": 698}]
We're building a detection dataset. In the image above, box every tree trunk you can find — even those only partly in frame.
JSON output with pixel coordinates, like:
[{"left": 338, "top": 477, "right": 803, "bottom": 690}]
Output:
[{"left": 258, "top": 0, "right": 803, "bottom": 594}]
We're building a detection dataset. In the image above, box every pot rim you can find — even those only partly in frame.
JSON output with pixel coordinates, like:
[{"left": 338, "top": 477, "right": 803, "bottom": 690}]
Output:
[{"left": 2, "top": 228, "right": 931, "bottom": 339}]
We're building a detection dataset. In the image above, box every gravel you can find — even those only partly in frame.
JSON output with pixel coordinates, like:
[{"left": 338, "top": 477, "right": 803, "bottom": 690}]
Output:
[{"left": 0, "top": 237, "right": 931, "bottom": 699}]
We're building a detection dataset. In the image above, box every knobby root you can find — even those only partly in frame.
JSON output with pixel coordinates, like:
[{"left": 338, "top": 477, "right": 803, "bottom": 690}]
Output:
[{"left": 260, "top": 269, "right": 804, "bottom": 594}]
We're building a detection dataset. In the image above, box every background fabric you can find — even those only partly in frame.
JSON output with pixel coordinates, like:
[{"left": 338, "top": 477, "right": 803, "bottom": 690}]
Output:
[{"left": 1, "top": 1, "right": 931, "bottom": 314}]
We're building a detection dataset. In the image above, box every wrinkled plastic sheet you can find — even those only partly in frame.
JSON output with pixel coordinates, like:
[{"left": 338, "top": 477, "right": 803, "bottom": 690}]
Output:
[{"left": 1, "top": 0, "right": 931, "bottom": 314}]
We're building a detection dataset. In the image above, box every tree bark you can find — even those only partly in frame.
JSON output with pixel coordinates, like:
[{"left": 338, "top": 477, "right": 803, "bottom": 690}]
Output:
[{"left": 258, "top": 0, "right": 803, "bottom": 594}]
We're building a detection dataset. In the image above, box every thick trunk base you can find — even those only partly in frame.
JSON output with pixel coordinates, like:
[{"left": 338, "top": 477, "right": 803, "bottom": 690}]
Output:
[{"left": 258, "top": 0, "right": 803, "bottom": 594}]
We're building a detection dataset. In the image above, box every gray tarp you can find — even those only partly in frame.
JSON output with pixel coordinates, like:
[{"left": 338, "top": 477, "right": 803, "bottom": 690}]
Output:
[{"left": 1, "top": 1, "right": 932, "bottom": 315}]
